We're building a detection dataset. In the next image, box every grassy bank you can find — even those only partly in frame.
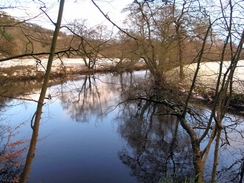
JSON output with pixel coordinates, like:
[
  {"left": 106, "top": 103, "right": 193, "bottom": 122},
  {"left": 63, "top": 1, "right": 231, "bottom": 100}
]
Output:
[{"left": 0, "top": 63, "right": 147, "bottom": 82}]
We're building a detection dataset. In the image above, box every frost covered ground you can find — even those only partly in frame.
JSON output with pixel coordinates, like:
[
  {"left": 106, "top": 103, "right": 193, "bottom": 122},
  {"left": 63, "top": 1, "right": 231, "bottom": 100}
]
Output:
[
  {"left": 0, "top": 58, "right": 116, "bottom": 69},
  {"left": 0, "top": 58, "right": 118, "bottom": 78},
  {"left": 1, "top": 58, "right": 244, "bottom": 93},
  {"left": 167, "top": 60, "right": 244, "bottom": 94}
]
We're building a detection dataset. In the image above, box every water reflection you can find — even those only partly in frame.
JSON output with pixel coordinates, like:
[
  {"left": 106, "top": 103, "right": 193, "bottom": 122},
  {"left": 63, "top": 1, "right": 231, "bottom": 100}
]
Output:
[
  {"left": 57, "top": 72, "right": 149, "bottom": 123},
  {"left": 59, "top": 75, "right": 105, "bottom": 122},
  {"left": 0, "top": 71, "right": 244, "bottom": 182},
  {"left": 114, "top": 74, "right": 244, "bottom": 182},
  {"left": 116, "top": 97, "right": 194, "bottom": 182}
]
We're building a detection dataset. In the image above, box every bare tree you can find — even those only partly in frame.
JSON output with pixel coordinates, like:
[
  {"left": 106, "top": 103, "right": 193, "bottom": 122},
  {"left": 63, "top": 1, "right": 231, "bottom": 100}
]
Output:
[
  {"left": 92, "top": 0, "right": 244, "bottom": 182},
  {"left": 19, "top": 0, "right": 65, "bottom": 182}
]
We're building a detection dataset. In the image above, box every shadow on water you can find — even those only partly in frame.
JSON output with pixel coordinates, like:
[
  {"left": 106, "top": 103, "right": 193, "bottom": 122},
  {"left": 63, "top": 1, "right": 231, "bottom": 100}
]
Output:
[{"left": 0, "top": 71, "right": 244, "bottom": 182}]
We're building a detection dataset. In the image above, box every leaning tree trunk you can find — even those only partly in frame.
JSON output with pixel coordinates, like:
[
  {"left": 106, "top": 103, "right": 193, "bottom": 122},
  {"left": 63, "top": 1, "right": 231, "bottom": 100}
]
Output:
[
  {"left": 179, "top": 118, "right": 204, "bottom": 182},
  {"left": 19, "top": 1, "right": 65, "bottom": 182}
]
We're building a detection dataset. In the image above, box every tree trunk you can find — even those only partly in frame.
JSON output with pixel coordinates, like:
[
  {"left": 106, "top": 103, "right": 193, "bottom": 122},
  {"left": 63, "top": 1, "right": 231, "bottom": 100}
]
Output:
[
  {"left": 179, "top": 118, "right": 204, "bottom": 182},
  {"left": 175, "top": 23, "right": 184, "bottom": 81},
  {"left": 211, "top": 129, "right": 221, "bottom": 183},
  {"left": 19, "top": 1, "right": 65, "bottom": 182},
  {"left": 191, "top": 139, "right": 204, "bottom": 182}
]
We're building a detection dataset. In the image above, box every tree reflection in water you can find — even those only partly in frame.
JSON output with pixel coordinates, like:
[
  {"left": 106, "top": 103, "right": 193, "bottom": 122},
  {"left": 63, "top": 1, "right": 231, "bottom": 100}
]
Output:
[
  {"left": 57, "top": 71, "right": 244, "bottom": 182},
  {"left": 113, "top": 72, "right": 244, "bottom": 182},
  {"left": 116, "top": 98, "right": 194, "bottom": 182},
  {"left": 2, "top": 71, "right": 243, "bottom": 182},
  {"left": 59, "top": 75, "right": 103, "bottom": 122},
  {"left": 58, "top": 71, "right": 196, "bottom": 181},
  {"left": 58, "top": 73, "right": 126, "bottom": 123}
]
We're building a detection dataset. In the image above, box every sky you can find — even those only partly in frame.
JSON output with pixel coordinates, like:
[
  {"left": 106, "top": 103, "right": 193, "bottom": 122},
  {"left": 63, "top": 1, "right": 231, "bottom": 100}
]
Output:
[{"left": 2, "top": 0, "right": 133, "bottom": 30}]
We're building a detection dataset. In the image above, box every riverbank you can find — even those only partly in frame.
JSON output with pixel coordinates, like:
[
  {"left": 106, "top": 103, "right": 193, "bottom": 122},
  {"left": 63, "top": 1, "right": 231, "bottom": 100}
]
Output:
[
  {"left": 0, "top": 58, "right": 147, "bottom": 81},
  {"left": 167, "top": 60, "right": 244, "bottom": 93},
  {"left": 1, "top": 58, "right": 244, "bottom": 112},
  {"left": 166, "top": 60, "right": 244, "bottom": 112},
  {"left": 0, "top": 58, "right": 146, "bottom": 104}
]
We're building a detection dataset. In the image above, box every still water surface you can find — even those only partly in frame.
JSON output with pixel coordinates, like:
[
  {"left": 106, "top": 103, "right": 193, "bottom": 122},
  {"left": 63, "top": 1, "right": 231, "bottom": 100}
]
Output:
[
  {"left": 4, "top": 72, "right": 148, "bottom": 183},
  {"left": 1, "top": 71, "right": 244, "bottom": 182}
]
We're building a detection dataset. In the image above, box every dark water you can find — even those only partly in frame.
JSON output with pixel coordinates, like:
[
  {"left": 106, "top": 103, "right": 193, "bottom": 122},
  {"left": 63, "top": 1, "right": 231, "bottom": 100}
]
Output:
[{"left": 1, "top": 71, "right": 244, "bottom": 183}]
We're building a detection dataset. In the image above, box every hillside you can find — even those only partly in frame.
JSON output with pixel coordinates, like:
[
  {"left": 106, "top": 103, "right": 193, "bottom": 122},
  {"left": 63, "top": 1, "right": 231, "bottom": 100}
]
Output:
[{"left": 0, "top": 12, "right": 69, "bottom": 58}]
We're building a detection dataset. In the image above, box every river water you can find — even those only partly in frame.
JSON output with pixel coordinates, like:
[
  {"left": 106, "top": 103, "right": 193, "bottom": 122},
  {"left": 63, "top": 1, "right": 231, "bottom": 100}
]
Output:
[{"left": 1, "top": 71, "right": 244, "bottom": 183}]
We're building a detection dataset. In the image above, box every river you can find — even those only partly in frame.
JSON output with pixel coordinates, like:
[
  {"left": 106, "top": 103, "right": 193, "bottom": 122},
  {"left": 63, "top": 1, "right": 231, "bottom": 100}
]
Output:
[{"left": 0, "top": 71, "right": 244, "bottom": 183}]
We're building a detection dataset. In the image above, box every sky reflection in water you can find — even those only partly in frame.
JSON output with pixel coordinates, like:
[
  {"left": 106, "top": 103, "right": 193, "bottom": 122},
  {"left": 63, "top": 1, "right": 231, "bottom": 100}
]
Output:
[
  {"left": 29, "top": 102, "right": 134, "bottom": 183},
  {"left": 1, "top": 71, "right": 244, "bottom": 183},
  {"left": 3, "top": 72, "right": 148, "bottom": 183}
]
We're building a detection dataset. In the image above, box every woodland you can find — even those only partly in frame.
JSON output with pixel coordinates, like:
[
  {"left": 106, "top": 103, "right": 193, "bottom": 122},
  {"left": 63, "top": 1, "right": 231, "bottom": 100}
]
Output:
[{"left": 0, "top": 0, "right": 244, "bottom": 183}]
